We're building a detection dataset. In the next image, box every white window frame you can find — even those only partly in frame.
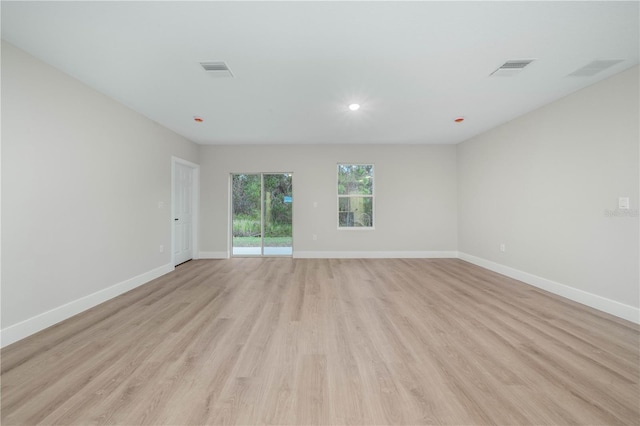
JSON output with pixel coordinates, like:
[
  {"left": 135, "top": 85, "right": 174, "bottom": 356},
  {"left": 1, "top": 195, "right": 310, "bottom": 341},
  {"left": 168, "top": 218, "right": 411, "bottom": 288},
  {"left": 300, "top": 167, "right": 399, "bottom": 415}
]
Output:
[{"left": 337, "top": 163, "right": 375, "bottom": 230}]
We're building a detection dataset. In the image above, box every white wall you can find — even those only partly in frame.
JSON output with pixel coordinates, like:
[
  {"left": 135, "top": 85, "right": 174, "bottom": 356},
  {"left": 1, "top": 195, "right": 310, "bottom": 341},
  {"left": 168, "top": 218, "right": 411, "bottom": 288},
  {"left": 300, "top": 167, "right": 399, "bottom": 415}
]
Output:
[
  {"left": 199, "top": 144, "right": 458, "bottom": 257},
  {"left": 457, "top": 66, "right": 639, "bottom": 321},
  {"left": 1, "top": 42, "right": 200, "bottom": 345},
  {"left": 3, "top": 41, "right": 637, "bottom": 348}
]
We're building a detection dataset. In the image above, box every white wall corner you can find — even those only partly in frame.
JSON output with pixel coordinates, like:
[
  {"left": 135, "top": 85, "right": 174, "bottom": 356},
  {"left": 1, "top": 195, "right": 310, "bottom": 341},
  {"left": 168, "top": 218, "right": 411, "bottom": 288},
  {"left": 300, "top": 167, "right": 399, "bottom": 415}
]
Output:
[
  {"left": 199, "top": 251, "right": 230, "bottom": 259},
  {"left": 457, "top": 252, "right": 640, "bottom": 325},
  {"left": 0, "top": 263, "right": 174, "bottom": 348},
  {"left": 294, "top": 251, "right": 459, "bottom": 259}
]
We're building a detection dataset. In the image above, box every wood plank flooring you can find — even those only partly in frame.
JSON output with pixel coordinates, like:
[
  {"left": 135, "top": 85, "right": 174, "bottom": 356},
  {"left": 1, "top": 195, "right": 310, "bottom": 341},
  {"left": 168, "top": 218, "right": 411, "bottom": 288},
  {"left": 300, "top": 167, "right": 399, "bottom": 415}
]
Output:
[{"left": 2, "top": 258, "right": 639, "bottom": 425}]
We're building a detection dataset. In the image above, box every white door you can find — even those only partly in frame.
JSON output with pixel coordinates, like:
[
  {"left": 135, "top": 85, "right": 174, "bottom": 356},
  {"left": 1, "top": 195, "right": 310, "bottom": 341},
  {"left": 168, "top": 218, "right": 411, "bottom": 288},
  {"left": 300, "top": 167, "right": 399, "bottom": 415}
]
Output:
[{"left": 174, "top": 162, "right": 193, "bottom": 265}]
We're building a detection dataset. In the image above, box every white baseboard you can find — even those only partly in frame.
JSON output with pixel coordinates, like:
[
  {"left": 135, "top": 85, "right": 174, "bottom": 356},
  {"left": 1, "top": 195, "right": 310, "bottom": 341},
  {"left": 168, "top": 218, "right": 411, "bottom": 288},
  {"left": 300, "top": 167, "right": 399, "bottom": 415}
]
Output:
[
  {"left": 458, "top": 252, "right": 640, "bottom": 324},
  {"left": 4, "top": 252, "right": 636, "bottom": 348},
  {"left": 198, "top": 251, "right": 229, "bottom": 259},
  {"left": 0, "top": 263, "right": 174, "bottom": 348},
  {"left": 294, "top": 251, "right": 459, "bottom": 259}
]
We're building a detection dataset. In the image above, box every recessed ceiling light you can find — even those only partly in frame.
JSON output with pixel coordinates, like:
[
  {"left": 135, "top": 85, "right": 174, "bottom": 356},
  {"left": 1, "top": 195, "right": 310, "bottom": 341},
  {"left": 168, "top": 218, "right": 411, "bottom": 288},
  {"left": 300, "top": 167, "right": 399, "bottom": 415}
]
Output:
[{"left": 348, "top": 103, "right": 360, "bottom": 111}]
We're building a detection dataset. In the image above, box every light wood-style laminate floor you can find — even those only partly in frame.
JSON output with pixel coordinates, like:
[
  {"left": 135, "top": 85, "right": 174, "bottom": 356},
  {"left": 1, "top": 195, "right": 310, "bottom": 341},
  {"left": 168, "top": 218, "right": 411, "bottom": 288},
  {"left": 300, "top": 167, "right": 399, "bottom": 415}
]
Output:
[{"left": 2, "top": 258, "right": 639, "bottom": 425}]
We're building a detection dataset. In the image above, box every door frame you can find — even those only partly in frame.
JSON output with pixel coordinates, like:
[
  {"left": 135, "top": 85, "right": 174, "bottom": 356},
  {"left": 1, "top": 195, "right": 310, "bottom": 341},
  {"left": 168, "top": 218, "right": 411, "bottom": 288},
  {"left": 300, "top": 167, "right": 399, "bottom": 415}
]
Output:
[
  {"left": 229, "top": 172, "right": 293, "bottom": 257},
  {"left": 171, "top": 156, "right": 200, "bottom": 266}
]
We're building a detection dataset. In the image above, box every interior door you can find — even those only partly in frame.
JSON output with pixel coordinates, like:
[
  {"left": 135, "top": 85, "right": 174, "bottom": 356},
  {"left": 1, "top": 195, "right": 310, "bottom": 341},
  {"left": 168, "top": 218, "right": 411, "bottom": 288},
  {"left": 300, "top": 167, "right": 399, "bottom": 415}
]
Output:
[{"left": 174, "top": 162, "right": 193, "bottom": 265}]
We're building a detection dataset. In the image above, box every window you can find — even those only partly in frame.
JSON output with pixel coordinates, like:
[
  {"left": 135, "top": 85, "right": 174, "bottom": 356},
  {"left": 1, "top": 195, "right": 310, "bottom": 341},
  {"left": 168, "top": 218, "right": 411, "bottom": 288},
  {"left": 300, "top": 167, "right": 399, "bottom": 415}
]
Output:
[{"left": 338, "top": 164, "right": 374, "bottom": 228}]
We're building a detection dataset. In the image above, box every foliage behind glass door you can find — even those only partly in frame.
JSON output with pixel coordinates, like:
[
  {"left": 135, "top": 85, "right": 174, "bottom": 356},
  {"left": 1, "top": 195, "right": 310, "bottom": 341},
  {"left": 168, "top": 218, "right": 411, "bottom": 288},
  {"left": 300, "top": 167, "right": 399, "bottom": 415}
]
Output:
[{"left": 232, "top": 173, "right": 292, "bottom": 256}]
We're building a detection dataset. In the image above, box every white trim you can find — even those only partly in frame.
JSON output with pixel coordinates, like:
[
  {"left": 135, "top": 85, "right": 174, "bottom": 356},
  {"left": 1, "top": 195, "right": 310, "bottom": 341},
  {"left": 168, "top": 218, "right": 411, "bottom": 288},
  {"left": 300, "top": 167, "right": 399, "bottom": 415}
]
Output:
[
  {"left": 229, "top": 172, "right": 294, "bottom": 258},
  {"left": 337, "top": 163, "right": 375, "bottom": 230},
  {"left": 172, "top": 157, "right": 200, "bottom": 265},
  {"left": 199, "top": 251, "right": 230, "bottom": 259},
  {"left": 228, "top": 174, "right": 233, "bottom": 257},
  {"left": 458, "top": 252, "right": 640, "bottom": 324},
  {"left": 294, "top": 251, "right": 459, "bottom": 259},
  {"left": 0, "top": 263, "right": 174, "bottom": 348},
  {"left": 3, "top": 251, "right": 636, "bottom": 347}
]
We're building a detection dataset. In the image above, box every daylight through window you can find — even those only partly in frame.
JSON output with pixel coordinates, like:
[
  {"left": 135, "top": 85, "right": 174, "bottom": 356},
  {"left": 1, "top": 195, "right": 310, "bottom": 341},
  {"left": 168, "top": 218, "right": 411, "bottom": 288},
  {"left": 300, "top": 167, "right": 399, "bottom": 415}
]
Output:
[{"left": 337, "top": 164, "right": 374, "bottom": 228}]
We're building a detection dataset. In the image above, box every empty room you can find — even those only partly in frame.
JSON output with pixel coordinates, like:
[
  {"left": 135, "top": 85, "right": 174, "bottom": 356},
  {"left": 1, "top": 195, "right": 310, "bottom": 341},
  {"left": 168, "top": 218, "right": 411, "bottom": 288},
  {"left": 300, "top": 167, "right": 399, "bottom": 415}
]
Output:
[{"left": 1, "top": 1, "right": 638, "bottom": 425}]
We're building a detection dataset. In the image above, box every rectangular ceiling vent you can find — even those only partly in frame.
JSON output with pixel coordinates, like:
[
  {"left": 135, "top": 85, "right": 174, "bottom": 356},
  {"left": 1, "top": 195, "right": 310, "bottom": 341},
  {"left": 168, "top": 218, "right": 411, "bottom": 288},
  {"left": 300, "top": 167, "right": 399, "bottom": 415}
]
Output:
[
  {"left": 199, "top": 61, "right": 234, "bottom": 78},
  {"left": 568, "top": 59, "right": 624, "bottom": 77},
  {"left": 490, "top": 59, "right": 535, "bottom": 77}
]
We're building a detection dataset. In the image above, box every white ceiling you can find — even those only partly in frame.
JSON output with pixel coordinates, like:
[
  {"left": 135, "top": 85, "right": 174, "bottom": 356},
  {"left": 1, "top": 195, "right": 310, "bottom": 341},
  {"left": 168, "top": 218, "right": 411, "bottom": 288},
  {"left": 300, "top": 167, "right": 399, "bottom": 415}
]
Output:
[{"left": 2, "top": 1, "right": 638, "bottom": 145}]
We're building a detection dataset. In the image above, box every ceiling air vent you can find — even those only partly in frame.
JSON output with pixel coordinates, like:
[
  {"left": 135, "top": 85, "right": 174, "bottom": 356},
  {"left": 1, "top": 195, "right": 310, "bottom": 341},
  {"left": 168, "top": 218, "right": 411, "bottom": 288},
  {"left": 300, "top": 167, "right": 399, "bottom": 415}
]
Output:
[
  {"left": 199, "top": 61, "right": 234, "bottom": 78},
  {"left": 490, "top": 59, "right": 535, "bottom": 77},
  {"left": 568, "top": 59, "right": 624, "bottom": 77}
]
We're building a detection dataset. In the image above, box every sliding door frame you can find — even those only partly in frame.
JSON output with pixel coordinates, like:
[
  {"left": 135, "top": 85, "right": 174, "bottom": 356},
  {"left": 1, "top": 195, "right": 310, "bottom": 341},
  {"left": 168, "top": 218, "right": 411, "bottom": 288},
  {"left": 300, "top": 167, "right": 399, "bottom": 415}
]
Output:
[{"left": 230, "top": 172, "right": 293, "bottom": 257}]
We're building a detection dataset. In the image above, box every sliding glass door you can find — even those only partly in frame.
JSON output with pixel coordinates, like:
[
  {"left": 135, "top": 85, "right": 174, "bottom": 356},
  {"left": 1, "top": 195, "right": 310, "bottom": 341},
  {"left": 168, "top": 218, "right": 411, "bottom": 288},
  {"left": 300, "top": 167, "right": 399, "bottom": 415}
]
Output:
[
  {"left": 232, "top": 173, "right": 292, "bottom": 256},
  {"left": 263, "top": 173, "right": 293, "bottom": 255},
  {"left": 231, "top": 174, "right": 262, "bottom": 255}
]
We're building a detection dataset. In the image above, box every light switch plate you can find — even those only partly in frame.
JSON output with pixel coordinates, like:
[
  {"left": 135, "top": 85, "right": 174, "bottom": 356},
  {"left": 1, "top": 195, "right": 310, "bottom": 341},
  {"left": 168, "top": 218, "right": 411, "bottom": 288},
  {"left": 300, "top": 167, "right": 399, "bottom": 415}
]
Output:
[{"left": 619, "top": 197, "right": 630, "bottom": 210}]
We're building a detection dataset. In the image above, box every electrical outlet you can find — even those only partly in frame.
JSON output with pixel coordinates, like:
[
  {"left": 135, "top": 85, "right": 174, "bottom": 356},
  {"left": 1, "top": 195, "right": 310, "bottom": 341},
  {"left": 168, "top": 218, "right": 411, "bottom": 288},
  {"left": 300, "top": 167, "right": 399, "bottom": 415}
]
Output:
[
  {"left": 159, "top": 245, "right": 164, "bottom": 253},
  {"left": 312, "top": 234, "right": 317, "bottom": 241},
  {"left": 500, "top": 243, "right": 506, "bottom": 253}
]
